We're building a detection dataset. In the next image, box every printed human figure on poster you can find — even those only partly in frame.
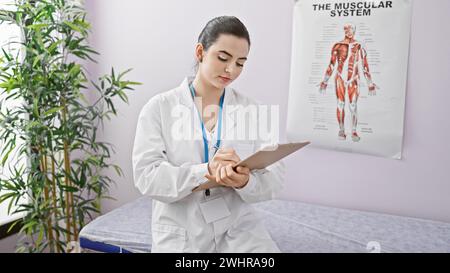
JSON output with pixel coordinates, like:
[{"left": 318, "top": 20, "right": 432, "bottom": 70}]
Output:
[{"left": 318, "top": 23, "right": 379, "bottom": 142}]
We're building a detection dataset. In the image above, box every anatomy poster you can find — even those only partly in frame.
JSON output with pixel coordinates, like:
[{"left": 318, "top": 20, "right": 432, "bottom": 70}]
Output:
[{"left": 286, "top": 0, "right": 412, "bottom": 159}]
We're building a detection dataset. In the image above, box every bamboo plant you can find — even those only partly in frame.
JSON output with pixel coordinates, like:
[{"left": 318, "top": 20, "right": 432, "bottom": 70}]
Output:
[{"left": 0, "top": 0, "right": 140, "bottom": 252}]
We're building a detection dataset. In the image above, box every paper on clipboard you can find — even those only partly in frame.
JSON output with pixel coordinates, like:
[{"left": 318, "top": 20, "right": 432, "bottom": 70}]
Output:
[{"left": 192, "top": 141, "right": 310, "bottom": 192}]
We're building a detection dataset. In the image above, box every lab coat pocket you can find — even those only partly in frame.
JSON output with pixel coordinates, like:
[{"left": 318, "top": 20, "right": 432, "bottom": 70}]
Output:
[{"left": 152, "top": 223, "right": 187, "bottom": 252}]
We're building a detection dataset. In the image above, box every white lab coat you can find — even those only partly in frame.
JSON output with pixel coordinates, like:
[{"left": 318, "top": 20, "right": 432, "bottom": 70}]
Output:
[{"left": 132, "top": 76, "right": 285, "bottom": 253}]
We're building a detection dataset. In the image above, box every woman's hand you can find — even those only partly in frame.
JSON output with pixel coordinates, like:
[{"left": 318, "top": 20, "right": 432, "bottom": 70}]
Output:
[
  {"left": 206, "top": 165, "right": 250, "bottom": 189},
  {"left": 207, "top": 147, "right": 240, "bottom": 175},
  {"left": 205, "top": 147, "right": 250, "bottom": 189}
]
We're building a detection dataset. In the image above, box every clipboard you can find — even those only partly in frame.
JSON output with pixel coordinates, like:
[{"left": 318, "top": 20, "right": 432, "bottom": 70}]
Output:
[{"left": 192, "top": 141, "right": 310, "bottom": 192}]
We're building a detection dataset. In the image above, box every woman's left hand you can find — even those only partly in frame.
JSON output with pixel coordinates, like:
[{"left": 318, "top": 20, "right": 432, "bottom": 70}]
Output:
[{"left": 205, "top": 165, "right": 250, "bottom": 189}]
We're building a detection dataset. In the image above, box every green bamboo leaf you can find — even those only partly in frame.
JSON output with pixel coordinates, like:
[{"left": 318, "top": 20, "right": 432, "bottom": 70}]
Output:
[
  {"left": 25, "top": 23, "right": 50, "bottom": 31},
  {"left": 19, "top": 220, "right": 37, "bottom": 234},
  {"left": 60, "top": 185, "right": 79, "bottom": 192},
  {"left": 25, "top": 120, "right": 41, "bottom": 130},
  {"left": 1, "top": 48, "right": 11, "bottom": 62},
  {"left": 1, "top": 140, "right": 15, "bottom": 166},
  {"left": 14, "top": 10, "right": 21, "bottom": 26},
  {"left": 76, "top": 19, "right": 90, "bottom": 29},
  {"left": 15, "top": 246, "right": 26, "bottom": 253},
  {"left": 32, "top": 54, "right": 43, "bottom": 67},
  {"left": 7, "top": 194, "right": 18, "bottom": 215},
  {"left": 125, "top": 81, "right": 142, "bottom": 85},
  {"left": 112, "top": 164, "right": 122, "bottom": 176},
  {"left": 117, "top": 68, "right": 132, "bottom": 80},
  {"left": 33, "top": 32, "right": 46, "bottom": 51},
  {"left": 63, "top": 21, "right": 82, "bottom": 33},
  {"left": 81, "top": 46, "right": 99, "bottom": 55},
  {"left": 47, "top": 40, "right": 62, "bottom": 54},
  {"left": 0, "top": 192, "right": 15, "bottom": 203},
  {"left": 43, "top": 106, "right": 63, "bottom": 117},
  {"left": 116, "top": 90, "right": 128, "bottom": 103},
  {"left": 36, "top": 226, "right": 44, "bottom": 246},
  {"left": 68, "top": 64, "right": 80, "bottom": 77},
  {"left": 0, "top": 10, "right": 15, "bottom": 23},
  {"left": 6, "top": 219, "right": 21, "bottom": 234},
  {"left": 82, "top": 205, "right": 100, "bottom": 213}
]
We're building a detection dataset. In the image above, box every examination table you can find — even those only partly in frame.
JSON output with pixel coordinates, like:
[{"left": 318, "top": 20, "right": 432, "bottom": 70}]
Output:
[{"left": 79, "top": 196, "right": 450, "bottom": 253}]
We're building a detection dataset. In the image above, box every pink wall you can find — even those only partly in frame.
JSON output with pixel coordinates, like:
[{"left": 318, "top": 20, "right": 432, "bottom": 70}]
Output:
[{"left": 86, "top": 0, "right": 450, "bottom": 222}]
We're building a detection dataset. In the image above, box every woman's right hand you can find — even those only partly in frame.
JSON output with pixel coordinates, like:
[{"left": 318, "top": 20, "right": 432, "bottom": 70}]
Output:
[{"left": 207, "top": 147, "right": 240, "bottom": 175}]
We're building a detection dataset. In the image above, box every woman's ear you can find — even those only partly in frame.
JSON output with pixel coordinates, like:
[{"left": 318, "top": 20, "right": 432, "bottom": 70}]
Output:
[{"left": 195, "top": 43, "right": 204, "bottom": 63}]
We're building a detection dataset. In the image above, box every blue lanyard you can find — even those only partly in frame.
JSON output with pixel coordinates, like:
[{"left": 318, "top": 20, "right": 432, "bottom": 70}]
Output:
[{"left": 189, "top": 83, "right": 225, "bottom": 164}]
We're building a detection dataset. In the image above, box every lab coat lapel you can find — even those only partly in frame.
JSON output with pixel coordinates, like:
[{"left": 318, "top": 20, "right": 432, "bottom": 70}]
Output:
[
  {"left": 222, "top": 87, "right": 239, "bottom": 141},
  {"left": 176, "top": 77, "right": 203, "bottom": 139}
]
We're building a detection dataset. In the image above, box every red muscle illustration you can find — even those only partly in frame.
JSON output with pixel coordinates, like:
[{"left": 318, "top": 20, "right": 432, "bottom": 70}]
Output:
[{"left": 319, "top": 23, "right": 377, "bottom": 142}]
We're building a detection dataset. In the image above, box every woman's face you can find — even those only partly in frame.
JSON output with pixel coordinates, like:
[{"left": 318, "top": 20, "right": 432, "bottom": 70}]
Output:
[{"left": 196, "top": 34, "right": 249, "bottom": 89}]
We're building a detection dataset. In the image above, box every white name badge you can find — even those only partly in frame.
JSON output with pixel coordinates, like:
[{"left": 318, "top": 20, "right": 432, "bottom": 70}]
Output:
[{"left": 199, "top": 196, "right": 231, "bottom": 224}]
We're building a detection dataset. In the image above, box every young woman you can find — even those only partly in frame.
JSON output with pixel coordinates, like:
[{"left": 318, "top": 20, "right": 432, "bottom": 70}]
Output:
[{"left": 132, "top": 16, "right": 285, "bottom": 253}]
